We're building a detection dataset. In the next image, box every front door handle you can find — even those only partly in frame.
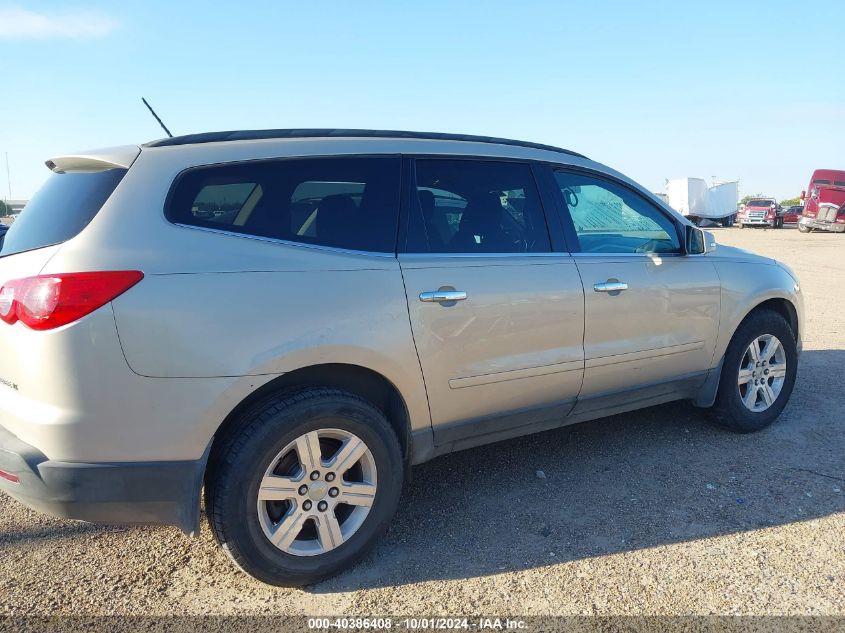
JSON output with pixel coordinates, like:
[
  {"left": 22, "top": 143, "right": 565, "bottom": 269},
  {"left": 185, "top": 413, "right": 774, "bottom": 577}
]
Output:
[
  {"left": 419, "top": 290, "right": 467, "bottom": 303},
  {"left": 593, "top": 281, "right": 628, "bottom": 294}
]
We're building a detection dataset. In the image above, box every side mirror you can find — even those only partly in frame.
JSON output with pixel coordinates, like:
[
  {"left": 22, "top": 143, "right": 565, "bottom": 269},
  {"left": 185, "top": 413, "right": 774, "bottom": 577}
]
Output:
[
  {"left": 686, "top": 225, "right": 715, "bottom": 255},
  {"left": 800, "top": 190, "right": 806, "bottom": 200}
]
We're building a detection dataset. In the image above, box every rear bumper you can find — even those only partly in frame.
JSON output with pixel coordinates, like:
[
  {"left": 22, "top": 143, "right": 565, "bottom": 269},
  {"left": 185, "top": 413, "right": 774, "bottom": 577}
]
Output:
[
  {"left": 0, "top": 424, "right": 206, "bottom": 534},
  {"left": 798, "top": 216, "right": 845, "bottom": 233}
]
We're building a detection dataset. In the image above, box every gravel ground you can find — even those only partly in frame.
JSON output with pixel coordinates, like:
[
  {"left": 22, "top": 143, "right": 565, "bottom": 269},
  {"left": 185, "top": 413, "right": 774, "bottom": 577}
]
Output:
[{"left": 1, "top": 225, "right": 844, "bottom": 618}]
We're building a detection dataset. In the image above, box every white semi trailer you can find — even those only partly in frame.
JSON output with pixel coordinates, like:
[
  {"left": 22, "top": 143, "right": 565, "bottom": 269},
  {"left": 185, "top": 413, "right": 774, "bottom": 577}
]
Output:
[{"left": 665, "top": 178, "right": 739, "bottom": 227}]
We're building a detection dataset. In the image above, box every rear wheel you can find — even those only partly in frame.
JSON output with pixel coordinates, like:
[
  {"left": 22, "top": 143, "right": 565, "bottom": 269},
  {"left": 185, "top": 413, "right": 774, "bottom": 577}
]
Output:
[
  {"left": 709, "top": 310, "right": 797, "bottom": 433},
  {"left": 206, "top": 388, "right": 403, "bottom": 586}
]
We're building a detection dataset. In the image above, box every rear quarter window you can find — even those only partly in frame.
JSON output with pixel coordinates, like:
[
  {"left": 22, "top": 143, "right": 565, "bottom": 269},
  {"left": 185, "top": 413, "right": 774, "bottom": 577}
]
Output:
[
  {"left": 166, "top": 157, "right": 400, "bottom": 253},
  {"left": 0, "top": 169, "right": 126, "bottom": 257}
]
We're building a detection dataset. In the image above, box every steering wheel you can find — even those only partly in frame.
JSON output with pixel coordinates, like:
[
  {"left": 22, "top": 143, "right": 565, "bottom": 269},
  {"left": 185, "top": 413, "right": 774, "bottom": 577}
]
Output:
[{"left": 635, "top": 239, "right": 665, "bottom": 254}]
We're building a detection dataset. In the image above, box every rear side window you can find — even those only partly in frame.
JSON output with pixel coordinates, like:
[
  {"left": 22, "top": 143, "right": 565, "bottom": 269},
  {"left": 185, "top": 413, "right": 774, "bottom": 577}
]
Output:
[
  {"left": 0, "top": 169, "right": 126, "bottom": 257},
  {"left": 167, "top": 157, "right": 400, "bottom": 253},
  {"left": 405, "top": 159, "right": 551, "bottom": 253}
]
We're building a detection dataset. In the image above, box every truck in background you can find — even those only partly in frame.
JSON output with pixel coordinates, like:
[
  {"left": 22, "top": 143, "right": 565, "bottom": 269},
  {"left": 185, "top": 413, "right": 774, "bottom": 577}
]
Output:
[
  {"left": 665, "top": 178, "right": 739, "bottom": 227},
  {"left": 736, "top": 198, "right": 783, "bottom": 229},
  {"left": 798, "top": 169, "right": 845, "bottom": 233}
]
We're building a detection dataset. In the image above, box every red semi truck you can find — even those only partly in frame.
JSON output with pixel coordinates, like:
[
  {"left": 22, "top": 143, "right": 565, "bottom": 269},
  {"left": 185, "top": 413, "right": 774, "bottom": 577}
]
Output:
[{"left": 798, "top": 169, "right": 845, "bottom": 233}]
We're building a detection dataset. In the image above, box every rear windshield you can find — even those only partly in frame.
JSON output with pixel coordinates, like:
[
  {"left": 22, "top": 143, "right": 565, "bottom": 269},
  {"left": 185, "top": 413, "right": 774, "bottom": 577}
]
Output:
[
  {"left": 747, "top": 199, "right": 774, "bottom": 207},
  {"left": 0, "top": 169, "right": 126, "bottom": 257}
]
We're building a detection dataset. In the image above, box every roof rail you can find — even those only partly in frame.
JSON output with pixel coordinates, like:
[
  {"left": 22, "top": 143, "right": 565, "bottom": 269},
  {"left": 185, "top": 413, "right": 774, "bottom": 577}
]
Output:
[{"left": 144, "top": 128, "right": 586, "bottom": 158}]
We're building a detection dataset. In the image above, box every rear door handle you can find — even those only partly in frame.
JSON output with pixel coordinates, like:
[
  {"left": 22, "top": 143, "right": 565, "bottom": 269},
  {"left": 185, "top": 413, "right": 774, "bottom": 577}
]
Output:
[
  {"left": 419, "top": 290, "right": 467, "bottom": 303},
  {"left": 593, "top": 281, "right": 628, "bottom": 294}
]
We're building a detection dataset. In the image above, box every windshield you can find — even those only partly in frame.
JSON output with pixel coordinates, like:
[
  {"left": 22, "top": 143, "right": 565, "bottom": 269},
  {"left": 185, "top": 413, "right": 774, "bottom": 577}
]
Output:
[
  {"left": 747, "top": 199, "right": 774, "bottom": 207},
  {"left": 0, "top": 169, "right": 126, "bottom": 257}
]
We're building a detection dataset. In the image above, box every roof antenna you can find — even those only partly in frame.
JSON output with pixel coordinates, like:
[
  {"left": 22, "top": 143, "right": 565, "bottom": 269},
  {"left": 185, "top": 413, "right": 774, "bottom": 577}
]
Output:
[{"left": 141, "top": 97, "right": 173, "bottom": 138}]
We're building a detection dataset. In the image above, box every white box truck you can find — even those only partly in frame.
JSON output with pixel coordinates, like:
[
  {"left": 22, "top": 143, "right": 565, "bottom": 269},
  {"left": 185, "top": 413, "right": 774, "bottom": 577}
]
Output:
[{"left": 665, "top": 178, "right": 739, "bottom": 227}]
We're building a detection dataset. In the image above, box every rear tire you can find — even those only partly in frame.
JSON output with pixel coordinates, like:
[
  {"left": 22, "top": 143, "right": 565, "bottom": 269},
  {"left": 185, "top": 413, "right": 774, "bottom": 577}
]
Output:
[
  {"left": 709, "top": 309, "right": 797, "bottom": 433},
  {"left": 206, "top": 388, "right": 403, "bottom": 586}
]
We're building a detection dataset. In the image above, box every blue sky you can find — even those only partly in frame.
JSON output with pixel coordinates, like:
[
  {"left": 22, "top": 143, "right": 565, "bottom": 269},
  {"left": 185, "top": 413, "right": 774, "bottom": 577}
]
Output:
[{"left": 1, "top": 0, "right": 843, "bottom": 200}]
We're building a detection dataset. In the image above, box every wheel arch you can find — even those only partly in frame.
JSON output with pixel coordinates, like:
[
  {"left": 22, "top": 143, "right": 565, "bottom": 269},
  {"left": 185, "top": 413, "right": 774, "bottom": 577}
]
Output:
[
  {"left": 739, "top": 297, "right": 799, "bottom": 342},
  {"left": 206, "top": 363, "right": 413, "bottom": 473},
  {"left": 694, "top": 296, "right": 799, "bottom": 408}
]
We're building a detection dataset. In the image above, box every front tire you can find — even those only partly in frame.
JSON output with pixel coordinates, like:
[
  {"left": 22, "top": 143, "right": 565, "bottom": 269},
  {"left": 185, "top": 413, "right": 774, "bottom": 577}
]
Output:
[
  {"left": 709, "top": 309, "right": 797, "bottom": 433},
  {"left": 206, "top": 388, "right": 403, "bottom": 586},
  {"left": 798, "top": 223, "right": 811, "bottom": 233}
]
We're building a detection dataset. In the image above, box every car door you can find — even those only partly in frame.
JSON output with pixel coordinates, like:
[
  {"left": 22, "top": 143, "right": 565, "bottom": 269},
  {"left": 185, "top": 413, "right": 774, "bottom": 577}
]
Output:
[
  {"left": 547, "top": 167, "right": 721, "bottom": 414},
  {"left": 399, "top": 158, "right": 585, "bottom": 446}
]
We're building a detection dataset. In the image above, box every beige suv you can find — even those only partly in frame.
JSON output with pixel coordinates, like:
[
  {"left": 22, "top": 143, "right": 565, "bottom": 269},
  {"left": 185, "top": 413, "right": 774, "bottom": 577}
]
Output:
[{"left": 0, "top": 130, "right": 802, "bottom": 585}]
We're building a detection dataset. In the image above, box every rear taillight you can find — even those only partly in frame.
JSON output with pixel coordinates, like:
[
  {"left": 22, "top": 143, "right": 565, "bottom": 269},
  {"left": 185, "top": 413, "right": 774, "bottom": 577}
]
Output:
[{"left": 0, "top": 271, "right": 143, "bottom": 331}]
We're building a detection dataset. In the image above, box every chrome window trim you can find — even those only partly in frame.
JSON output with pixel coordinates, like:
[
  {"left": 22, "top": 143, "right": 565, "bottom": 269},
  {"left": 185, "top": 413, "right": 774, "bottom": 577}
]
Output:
[
  {"left": 399, "top": 251, "right": 573, "bottom": 259},
  {"left": 172, "top": 223, "right": 397, "bottom": 258},
  {"left": 571, "top": 251, "right": 685, "bottom": 258}
]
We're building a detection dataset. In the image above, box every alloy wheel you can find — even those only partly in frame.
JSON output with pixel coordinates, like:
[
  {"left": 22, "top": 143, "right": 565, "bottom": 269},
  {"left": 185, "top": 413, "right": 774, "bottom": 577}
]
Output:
[
  {"left": 256, "top": 428, "right": 377, "bottom": 556},
  {"left": 737, "top": 334, "right": 787, "bottom": 413}
]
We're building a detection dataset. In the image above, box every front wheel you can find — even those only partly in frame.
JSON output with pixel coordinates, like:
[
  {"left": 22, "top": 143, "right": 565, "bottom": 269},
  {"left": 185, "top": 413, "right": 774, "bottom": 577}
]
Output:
[
  {"left": 709, "top": 309, "right": 797, "bottom": 433},
  {"left": 797, "top": 223, "right": 811, "bottom": 233},
  {"left": 206, "top": 388, "right": 403, "bottom": 586}
]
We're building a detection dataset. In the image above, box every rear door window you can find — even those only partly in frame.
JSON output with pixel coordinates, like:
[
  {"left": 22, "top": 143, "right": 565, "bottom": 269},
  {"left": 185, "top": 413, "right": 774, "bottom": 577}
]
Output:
[
  {"left": 167, "top": 157, "right": 400, "bottom": 253},
  {"left": 0, "top": 169, "right": 126, "bottom": 257},
  {"left": 405, "top": 159, "right": 551, "bottom": 253}
]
